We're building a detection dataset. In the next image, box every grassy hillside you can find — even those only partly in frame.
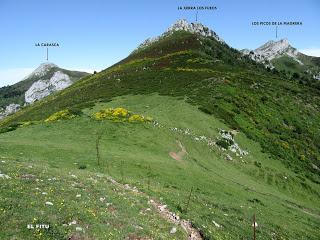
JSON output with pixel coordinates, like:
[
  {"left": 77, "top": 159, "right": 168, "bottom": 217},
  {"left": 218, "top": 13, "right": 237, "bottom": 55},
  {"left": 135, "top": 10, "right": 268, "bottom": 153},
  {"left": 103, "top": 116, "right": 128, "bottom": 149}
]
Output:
[
  {"left": 0, "top": 95, "right": 319, "bottom": 239},
  {"left": 1, "top": 32, "right": 319, "bottom": 182},
  {"left": 0, "top": 31, "right": 319, "bottom": 239},
  {"left": 271, "top": 54, "right": 320, "bottom": 89}
]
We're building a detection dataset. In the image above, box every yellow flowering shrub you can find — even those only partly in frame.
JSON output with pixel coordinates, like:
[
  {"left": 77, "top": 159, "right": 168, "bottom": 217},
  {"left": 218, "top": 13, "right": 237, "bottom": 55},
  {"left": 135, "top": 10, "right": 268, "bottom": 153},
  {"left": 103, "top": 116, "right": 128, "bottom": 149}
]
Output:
[
  {"left": 20, "top": 121, "right": 32, "bottom": 127},
  {"left": 176, "top": 67, "right": 215, "bottom": 73},
  {"left": 112, "top": 107, "right": 129, "bottom": 117},
  {"left": 93, "top": 108, "right": 121, "bottom": 121},
  {"left": 93, "top": 108, "right": 113, "bottom": 120},
  {"left": 93, "top": 107, "right": 152, "bottom": 124},
  {"left": 45, "top": 109, "right": 76, "bottom": 123},
  {"left": 128, "top": 114, "right": 144, "bottom": 122},
  {"left": 299, "top": 154, "right": 306, "bottom": 161}
]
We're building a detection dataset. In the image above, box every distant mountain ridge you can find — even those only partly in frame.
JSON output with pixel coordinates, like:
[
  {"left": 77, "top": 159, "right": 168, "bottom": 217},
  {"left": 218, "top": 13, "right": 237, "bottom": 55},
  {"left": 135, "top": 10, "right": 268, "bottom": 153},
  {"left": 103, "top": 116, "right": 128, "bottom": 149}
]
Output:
[
  {"left": 242, "top": 39, "right": 320, "bottom": 82},
  {"left": 0, "top": 63, "right": 89, "bottom": 119},
  {"left": 241, "top": 39, "right": 301, "bottom": 64}
]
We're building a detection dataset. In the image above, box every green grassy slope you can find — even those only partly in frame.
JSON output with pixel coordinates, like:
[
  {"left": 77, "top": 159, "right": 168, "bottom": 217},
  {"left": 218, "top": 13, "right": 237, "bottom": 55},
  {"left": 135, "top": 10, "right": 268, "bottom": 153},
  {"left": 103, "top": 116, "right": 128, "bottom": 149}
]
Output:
[
  {"left": 0, "top": 95, "right": 319, "bottom": 239},
  {"left": 271, "top": 54, "right": 320, "bottom": 88},
  {"left": 1, "top": 31, "right": 319, "bottom": 183}
]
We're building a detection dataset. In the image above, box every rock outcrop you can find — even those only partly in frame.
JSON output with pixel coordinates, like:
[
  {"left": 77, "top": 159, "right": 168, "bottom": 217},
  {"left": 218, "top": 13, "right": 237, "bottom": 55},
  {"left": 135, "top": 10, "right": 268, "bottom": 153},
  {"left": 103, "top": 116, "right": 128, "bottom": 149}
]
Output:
[
  {"left": 25, "top": 71, "right": 72, "bottom": 104},
  {"left": 313, "top": 72, "right": 320, "bottom": 80},
  {"left": 0, "top": 103, "right": 21, "bottom": 119},
  {"left": 136, "top": 19, "right": 224, "bottom": 51}
]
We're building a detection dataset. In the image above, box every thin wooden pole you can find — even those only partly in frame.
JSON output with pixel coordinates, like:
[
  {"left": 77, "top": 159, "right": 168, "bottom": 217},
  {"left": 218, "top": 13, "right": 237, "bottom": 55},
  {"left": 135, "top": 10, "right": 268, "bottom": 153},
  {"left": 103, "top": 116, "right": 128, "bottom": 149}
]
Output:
[
  {"left": 120, "top": 160, "right": 124, "bottom": 182},
  {"left": 253, "top": 214, "right": 256, "bottom": 240},
  {"left": 147, "top": 165, "right": 151, "bottom": 190}
]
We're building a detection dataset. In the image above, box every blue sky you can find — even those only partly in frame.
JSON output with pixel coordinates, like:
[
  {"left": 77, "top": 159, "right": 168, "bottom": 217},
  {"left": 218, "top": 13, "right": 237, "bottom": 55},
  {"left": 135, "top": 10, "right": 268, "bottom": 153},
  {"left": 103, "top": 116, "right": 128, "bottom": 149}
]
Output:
[{"left": 0, "top": 0, "right": 319, "bottom": 87}]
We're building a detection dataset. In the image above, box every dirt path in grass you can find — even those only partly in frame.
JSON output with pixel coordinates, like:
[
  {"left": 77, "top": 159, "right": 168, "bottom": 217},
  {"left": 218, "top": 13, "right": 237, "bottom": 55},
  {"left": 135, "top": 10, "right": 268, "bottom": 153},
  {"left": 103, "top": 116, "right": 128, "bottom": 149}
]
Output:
[
  {"left": 285, "top": 200, "right": 320, "bottom": 220},
  {"left": 106, "top": 176, "right": 202, "bottom": 240}
]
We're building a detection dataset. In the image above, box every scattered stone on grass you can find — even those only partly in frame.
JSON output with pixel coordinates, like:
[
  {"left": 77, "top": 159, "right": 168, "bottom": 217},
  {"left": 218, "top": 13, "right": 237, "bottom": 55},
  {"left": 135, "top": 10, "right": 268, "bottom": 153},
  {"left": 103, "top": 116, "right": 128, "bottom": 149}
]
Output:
[
  {"left": 226, "top": 154, "right": 233, "bottom": 161},
  {"left": 69, "top": 220, "right": 77, "bottom": 225},
  {"left": 170, "top": 226, "right": 177, "bottom": 234},
  {"left": 0, "top": 172, "right": 11, "bottom": 179},
  {"left": 212, "top": 220, "right": 221, "bottom": 228}
]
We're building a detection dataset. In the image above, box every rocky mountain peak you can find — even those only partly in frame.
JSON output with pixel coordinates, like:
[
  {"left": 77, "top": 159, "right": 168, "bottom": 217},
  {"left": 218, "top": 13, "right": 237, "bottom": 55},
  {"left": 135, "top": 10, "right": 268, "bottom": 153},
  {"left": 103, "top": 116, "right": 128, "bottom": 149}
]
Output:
[
  {"left": 242, "top": 38, "right": 302, "bottom": 65},
  {"left": 25, "top": 62, "right": 58, "bottom": 79},
  {"left": 136, "top": 19, "right": 224, "bottom": 50},
  {"left": 255, "top": 38, "right": 294, "bottom": 59},
  {"left": 167, "top": 19, "right": 224, "bottom": 42}
]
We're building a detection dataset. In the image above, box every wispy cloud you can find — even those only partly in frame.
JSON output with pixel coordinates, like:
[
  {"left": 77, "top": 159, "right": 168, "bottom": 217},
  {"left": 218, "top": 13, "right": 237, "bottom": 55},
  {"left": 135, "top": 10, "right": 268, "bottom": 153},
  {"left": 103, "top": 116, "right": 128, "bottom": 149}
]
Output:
[
  {"left": 66, "top": 68, "right": 96, "bottom": 74},
  {"left": 299, "top": 48, "right": 320, "bottom": 57},
  {"left": 0, "top": 68, "right": 34, "bottom": 87}
]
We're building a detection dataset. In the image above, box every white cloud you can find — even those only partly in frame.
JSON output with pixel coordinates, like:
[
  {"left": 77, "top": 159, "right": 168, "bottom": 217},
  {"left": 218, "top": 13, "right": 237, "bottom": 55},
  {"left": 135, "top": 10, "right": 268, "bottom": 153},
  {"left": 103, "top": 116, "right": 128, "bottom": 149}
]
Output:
[
  {"left": 0, "top": 68, "right": 34, "bottom": 87},
  {"left": 67, "top": 68, "right": 95, "bottom": 74},
  {"left": 299, "top": 48, "right": 320, "bottom": 57}
]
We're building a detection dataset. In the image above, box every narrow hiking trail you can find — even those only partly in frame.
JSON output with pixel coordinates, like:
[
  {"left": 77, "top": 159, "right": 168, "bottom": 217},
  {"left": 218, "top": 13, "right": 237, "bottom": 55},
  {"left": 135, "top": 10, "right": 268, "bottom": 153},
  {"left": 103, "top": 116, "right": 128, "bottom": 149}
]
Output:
[
  {"left": 106, "top": 176, "right": 203, "bottom": 240},
  {"left": 1, "top": 155, "right": 202, "bottom": 239}
]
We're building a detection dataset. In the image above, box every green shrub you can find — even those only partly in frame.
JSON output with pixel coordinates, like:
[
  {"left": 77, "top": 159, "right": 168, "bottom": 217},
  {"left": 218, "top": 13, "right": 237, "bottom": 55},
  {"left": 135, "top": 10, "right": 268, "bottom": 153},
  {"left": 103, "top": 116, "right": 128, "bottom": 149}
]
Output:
[
  {"left": 198, "top": 106, "right": 212, "bottom": 115},
  {"left": 216, "top": 139, "right": 233, "bottom": 149},
  {"left": 0, "top": 123, "right": 20, "bottom": 133},
  {"left": 68, "top": 107, "right": 83, "bottom": 116},
  {"left": 254, "top": 161, "right": 262, "bottom": 168},
  {"left": 78, "top": 164, "right": 87, "bottom": 170}
]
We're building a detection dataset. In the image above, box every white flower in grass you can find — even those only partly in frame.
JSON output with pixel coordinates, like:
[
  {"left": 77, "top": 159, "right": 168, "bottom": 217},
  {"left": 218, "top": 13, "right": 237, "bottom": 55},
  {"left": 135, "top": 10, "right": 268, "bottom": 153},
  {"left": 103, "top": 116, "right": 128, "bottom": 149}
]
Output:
[
  {"left": 69, "top": 220, "right": 77, "bottom": 225},
  {"left": 76, "top": 227, "right": 83, "bottom": 232}
]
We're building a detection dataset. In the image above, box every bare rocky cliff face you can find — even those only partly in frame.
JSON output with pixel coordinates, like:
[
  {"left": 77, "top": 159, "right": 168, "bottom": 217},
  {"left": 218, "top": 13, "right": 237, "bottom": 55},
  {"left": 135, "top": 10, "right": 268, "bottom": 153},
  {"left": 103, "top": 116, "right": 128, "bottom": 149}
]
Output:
[
  {"left": 25, "top": 70, "right": 72, "bottom": 104},
  {"left": 0, "top": 104, "right": 21, "bottom": 119}
]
